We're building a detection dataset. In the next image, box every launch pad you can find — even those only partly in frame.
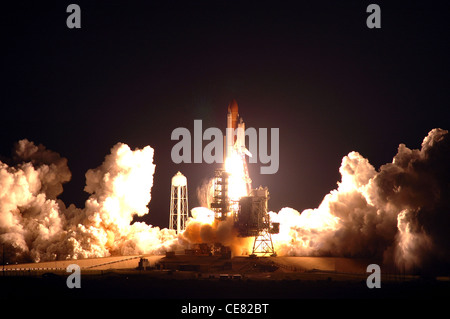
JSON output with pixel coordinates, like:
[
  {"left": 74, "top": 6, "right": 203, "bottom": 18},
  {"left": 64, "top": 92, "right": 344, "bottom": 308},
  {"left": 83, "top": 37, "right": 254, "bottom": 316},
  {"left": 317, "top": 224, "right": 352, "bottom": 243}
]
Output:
[
  {"left": 1, "top": 253, "right": 376, "bottom": 276},
  {"left": 3, "top": 255, "right": 449, "bottom": 300}
]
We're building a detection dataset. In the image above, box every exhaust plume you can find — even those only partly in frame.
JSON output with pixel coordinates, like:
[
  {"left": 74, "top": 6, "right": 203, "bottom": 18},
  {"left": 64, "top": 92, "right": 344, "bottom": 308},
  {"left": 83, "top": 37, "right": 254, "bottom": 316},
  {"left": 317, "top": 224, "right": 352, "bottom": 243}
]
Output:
[{"left": 180, "top": 207, "right": 253, "bottom": 256}]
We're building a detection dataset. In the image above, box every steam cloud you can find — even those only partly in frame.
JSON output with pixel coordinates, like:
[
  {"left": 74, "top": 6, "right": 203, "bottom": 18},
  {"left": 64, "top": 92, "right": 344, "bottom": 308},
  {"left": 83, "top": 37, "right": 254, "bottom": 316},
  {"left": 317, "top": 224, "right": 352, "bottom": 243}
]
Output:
[
  {"left": 271, "top": 128, "right": 450, "bottom": 273},
  {"left": 0, "top": 140, "right": 177, "bottom": 263},
  {"left": 180, "top": 207, "right": 253, "bottom": 256}
]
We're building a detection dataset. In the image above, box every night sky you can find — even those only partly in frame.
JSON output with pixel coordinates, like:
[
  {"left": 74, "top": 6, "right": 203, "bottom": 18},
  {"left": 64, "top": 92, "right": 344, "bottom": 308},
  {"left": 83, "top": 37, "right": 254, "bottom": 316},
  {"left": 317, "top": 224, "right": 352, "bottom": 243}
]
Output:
[{"left": 2, "top": 1, "right": 449, "bottom": 229}]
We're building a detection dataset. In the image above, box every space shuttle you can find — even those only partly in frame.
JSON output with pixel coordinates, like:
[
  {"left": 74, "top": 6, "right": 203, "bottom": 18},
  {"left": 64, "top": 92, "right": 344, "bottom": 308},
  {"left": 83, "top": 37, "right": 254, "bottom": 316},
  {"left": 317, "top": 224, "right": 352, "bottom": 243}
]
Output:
[{"left": 225, "top": 99, "right": 252, "bottom": 162}]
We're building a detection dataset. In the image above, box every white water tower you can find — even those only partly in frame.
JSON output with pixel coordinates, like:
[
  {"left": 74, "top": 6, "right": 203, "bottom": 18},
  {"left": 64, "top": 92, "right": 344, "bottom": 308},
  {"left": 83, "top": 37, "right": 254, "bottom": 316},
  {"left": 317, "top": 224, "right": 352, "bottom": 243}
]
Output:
[{"left": 169, "top": 171, "right": 189, "bottom": 234}]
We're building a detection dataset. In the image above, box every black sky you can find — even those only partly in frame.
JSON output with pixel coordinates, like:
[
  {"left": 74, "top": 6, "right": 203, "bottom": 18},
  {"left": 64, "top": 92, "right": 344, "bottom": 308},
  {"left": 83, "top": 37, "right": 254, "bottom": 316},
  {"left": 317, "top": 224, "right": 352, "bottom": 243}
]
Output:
[{"left": 1, "top": 0, "right": 449, "bottom": 228}]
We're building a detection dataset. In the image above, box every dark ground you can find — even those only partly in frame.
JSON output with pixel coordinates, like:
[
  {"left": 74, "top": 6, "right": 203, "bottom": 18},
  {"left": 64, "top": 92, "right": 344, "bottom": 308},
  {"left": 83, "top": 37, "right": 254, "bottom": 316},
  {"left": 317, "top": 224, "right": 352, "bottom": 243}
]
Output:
[
  {"left": 2, "top": 271, "right": 447, "bottom": 317},
  {"left": 1, "top": 270, "right": 448, "bottom": 299}
]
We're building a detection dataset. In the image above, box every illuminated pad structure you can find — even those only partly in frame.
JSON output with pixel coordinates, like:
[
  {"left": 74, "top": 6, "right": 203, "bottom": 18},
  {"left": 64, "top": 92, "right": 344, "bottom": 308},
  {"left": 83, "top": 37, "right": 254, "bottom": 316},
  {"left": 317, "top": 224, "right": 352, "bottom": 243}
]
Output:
[
  {"left": 210, "top": 169, "right": 279, "bottom": 256},
  {"left": 210, "top": 169, "right": 230, "bottom": 220},
  {"left": 236, "top": 187, "right": 279, "bottom": 257}
]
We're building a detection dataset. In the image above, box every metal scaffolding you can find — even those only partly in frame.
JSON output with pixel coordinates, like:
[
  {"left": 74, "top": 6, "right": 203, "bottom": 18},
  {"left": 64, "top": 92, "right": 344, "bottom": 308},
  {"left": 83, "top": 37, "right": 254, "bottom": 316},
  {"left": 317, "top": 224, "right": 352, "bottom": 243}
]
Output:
[
  {"left": 234, "top": 187, "right": 278, "bottom": 256},
  {"left": 210, "top": 169, "right": 230, "bottom": 220}
]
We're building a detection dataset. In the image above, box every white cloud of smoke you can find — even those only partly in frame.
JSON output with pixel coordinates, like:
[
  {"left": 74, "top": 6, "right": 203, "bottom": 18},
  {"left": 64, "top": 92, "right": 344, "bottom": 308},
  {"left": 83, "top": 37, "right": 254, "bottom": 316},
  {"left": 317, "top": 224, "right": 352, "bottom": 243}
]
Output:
[
  {"left": 0, "top": 140, "right": 177, "bottom": 263},
  {"left": 270, "top": 128, "right": 450, "bottom": 273},
  {"left": 180, "top": 207, "right": 253, "bottom": 256}
]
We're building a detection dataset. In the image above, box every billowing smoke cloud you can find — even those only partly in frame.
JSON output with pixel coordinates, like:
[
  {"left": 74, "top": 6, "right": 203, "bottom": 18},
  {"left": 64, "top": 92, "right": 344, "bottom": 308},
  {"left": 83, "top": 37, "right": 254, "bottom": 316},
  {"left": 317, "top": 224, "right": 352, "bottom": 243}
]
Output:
[
  {"left": 0, "top": 140, "right": 177, "bottom": 263},
  {"left": 271, "top": 128, "right": 450, "bottom": 274},
  {"left": 180, "top": 207, "right": 253, "bottom": 256}
]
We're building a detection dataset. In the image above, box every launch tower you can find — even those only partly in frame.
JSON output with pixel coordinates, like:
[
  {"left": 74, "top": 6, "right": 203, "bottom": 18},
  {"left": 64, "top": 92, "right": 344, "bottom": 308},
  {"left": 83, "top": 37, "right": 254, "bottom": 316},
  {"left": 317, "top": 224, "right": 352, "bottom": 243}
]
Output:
[{"left": 209, "top": 100, "right": 279, "bottom": 256}]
